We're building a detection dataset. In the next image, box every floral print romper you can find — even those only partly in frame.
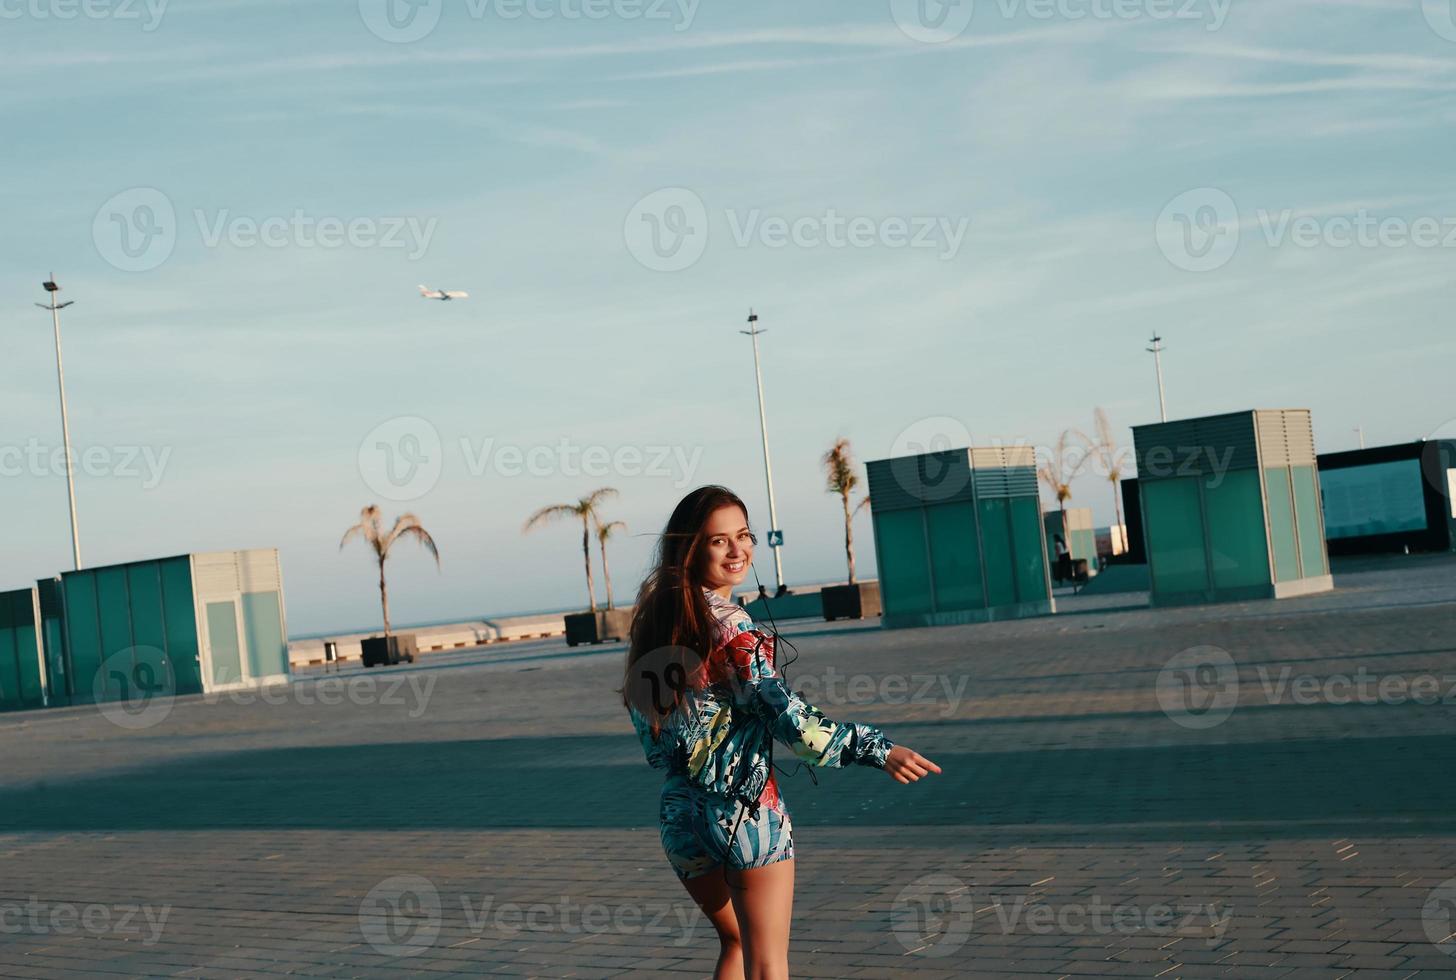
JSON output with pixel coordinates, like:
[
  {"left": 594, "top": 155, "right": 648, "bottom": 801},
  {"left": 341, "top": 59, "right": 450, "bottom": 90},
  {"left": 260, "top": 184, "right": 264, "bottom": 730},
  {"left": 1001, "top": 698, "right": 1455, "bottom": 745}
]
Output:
[{"left": 627, "top": 588, "right": 894, "bottom": 880}]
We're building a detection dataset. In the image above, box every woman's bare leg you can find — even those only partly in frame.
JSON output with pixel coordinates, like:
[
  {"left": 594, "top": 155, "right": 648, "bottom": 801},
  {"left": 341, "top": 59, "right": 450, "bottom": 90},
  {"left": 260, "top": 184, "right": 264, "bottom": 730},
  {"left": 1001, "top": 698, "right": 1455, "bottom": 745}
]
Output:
[
  {"left": 729, "top": 859, "right": 795, "bottom": 980},
  {"left": 680, "top": 867, "right": 744, "bottom": 980}
]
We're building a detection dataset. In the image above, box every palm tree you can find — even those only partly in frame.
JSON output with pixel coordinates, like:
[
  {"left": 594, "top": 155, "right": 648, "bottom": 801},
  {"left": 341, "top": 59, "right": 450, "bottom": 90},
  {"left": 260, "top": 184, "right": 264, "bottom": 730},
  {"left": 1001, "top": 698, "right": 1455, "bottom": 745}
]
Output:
[
  {"left": 339, "top": 505, "right": 440, "bottom": 637},
  {"left": 1037, "top": 429, "right": 1090, "bottom": 533},
  {"left": 523, "top": 487, "right": 618, "bottom": 613},
  {"left": 823, "top": 437, "right": 871, "bottom": 585},
  {"left": 1083, "top": 407, "right": 1126, "bottom": 550},
  {"left": 595, "top": 519, "right": 627, "bottom": 610}
]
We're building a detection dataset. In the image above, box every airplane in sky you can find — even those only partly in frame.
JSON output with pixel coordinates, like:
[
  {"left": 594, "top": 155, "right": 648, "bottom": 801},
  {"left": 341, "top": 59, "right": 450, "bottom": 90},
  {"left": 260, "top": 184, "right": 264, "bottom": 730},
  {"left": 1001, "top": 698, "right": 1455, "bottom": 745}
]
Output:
[{"left": 419, "top": 285, "right": 469, "bottom": 301}]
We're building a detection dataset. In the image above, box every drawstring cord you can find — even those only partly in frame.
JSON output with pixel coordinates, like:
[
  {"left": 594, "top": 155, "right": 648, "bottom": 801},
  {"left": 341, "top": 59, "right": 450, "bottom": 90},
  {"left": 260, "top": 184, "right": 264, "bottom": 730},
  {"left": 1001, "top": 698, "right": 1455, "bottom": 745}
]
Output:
[{"left": 749, "top": 566, "right": 818, "bottom": 790}]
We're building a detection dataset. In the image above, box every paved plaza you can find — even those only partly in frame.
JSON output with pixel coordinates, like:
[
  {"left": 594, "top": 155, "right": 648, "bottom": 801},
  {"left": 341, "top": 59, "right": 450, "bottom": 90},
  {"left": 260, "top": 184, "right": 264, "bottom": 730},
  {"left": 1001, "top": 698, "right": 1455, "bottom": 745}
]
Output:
[{"left": 3, "top": 555, "right": 1456, "bottom": 978}]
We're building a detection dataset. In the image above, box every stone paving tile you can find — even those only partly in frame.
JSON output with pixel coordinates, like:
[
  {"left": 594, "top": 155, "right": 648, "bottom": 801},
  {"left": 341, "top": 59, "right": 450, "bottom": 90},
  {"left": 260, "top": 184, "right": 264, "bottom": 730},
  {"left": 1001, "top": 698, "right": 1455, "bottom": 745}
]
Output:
[{"left": 2, "top": 557, "right": 1456, "bottom": 976}]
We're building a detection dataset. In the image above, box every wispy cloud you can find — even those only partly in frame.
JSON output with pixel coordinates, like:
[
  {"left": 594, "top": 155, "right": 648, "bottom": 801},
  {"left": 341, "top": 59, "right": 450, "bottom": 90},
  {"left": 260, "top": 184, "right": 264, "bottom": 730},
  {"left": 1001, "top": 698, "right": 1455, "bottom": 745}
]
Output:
[
  {"left": 1134, "top": 75, "right": 1456, "bottom": 99},
  {"left": 605, "top": 53, "right": 868, "bottom": 81},
  {"left": 155, "top": 19, "right": 1114, "bottom": 83},
  {"left": 1143, "top": 41, "right": 1456, "bottom": 76}
]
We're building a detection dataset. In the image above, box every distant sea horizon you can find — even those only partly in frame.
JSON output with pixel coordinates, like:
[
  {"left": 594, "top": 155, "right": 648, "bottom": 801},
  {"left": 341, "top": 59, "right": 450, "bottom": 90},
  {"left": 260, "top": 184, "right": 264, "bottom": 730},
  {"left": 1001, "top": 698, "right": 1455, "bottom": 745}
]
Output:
[
  {"left": 287, "top": 578, "right": 845, "bottom": 642},
  {"left": 288, "top": 603, "right": 581, "bottom": 642}
]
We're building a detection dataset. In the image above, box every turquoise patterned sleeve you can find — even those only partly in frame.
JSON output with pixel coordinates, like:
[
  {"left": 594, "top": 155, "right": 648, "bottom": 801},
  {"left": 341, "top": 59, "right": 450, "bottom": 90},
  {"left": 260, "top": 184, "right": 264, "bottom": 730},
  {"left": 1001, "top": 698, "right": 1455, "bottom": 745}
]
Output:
[
  {"left": 716, "top": 625, "right": 894, "bottom": 770},
  {"left": 628, "top": 705, "right": 672, "bottom": 770}
]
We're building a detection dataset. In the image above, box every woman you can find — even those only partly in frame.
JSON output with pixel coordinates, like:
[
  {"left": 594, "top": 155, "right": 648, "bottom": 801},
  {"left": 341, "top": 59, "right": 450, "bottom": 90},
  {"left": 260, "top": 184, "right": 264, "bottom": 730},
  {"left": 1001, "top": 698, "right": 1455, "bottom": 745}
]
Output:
[{"left": 622, "top": 485, "right": 941, "bottom": 980}]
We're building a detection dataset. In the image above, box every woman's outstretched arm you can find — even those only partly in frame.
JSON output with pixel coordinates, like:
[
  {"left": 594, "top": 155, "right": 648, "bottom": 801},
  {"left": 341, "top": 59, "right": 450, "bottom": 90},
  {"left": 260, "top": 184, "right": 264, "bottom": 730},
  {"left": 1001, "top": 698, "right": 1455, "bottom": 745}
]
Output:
[{"left": 717, "top": 628, "right": 941, "bottom": 779}]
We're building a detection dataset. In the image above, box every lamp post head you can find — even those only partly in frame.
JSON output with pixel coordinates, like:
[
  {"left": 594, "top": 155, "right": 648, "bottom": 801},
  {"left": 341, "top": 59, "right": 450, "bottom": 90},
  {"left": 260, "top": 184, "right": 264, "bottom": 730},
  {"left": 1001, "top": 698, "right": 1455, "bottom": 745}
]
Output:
[{"left": 37, "top": 276, "right": 74, "bottom": 310}]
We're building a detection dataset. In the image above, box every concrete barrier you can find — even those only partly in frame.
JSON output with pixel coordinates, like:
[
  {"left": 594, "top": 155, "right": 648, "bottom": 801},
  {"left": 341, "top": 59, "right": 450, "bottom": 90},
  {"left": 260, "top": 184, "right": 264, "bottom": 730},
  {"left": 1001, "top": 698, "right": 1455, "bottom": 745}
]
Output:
[
  {"left": 288, "top": 613, "right": 567, "bottom": 668},
  {"left": 737, "top": 584, "right": 840, "bottom": 622},
  {"left": 290, "top": 581, "right": 870, "bottom": 669}
]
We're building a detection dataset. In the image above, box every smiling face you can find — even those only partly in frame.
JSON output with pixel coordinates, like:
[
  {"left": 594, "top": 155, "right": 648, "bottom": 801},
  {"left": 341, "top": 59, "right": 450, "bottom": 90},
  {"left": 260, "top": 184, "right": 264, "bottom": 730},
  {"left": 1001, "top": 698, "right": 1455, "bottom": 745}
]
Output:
[{"left": 697, "top": 504, "right": 754, "bottom": 598}]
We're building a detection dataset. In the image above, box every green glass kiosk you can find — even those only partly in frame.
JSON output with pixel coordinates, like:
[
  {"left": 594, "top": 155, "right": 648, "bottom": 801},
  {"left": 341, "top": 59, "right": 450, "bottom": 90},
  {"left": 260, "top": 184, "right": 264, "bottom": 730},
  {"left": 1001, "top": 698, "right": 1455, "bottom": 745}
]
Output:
[
  {"left": 867, "top": 446, "right": 1055, "bottom": 628},
  {"left": 1133, "top": 409, "right": 1333, "bottom": 606},
  {"left": 0, "top": 587, "right": 48, "bottom": 712},
  {"left": 36, "top": 548, "right": 291, "bottom": 708}
]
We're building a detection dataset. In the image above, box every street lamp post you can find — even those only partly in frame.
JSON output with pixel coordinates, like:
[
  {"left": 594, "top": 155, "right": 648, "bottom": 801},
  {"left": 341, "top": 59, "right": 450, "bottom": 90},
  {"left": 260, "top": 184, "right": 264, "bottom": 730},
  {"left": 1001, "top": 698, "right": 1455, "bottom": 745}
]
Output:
[
  {"left": 740, "top": 309, "right": 786, "bottom": 595},
  {"left": 35, "top": 276, "right": 82, "bottom": 570},
  {"left": 1146, "top": 333, "right": 1168, "bottom": 423}
]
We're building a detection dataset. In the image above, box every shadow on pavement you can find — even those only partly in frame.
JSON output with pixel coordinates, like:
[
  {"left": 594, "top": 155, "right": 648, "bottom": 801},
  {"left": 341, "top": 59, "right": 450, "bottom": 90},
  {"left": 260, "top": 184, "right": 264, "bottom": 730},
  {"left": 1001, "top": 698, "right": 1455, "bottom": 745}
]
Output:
[{"left": 3, "top": 723, "right": 1454, "bottom": 841}]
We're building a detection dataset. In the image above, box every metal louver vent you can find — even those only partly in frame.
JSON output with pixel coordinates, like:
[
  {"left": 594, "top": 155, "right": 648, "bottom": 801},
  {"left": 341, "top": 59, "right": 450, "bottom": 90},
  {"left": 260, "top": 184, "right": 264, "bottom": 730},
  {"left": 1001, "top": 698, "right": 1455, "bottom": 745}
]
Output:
[
  {"left": 192, "top": 551, "right": 240, "bottom": 600},
  {"left": 1133, "top": 411, "right": 1260, "bottom": 479},
  {"left": 236, "top": 549, "right": 281, "bottom": 593},
  {"left": 969, "top": 445, "right": 1034, "bottom": 470},
  {"left": 869, "top": 445, "right": 1044, "bottom": 509},
  {"left": 866, "top": 458, "right": 916, "bottom": 512},
  {"left": 866, "top": 450, "right": 974, "bottom": 511},
  {"left": 1255, "top": 409, "right": 1316, "bottom": 467},
  {"left": 974, "top": 465, "right": 1038, "bottom": 499}
]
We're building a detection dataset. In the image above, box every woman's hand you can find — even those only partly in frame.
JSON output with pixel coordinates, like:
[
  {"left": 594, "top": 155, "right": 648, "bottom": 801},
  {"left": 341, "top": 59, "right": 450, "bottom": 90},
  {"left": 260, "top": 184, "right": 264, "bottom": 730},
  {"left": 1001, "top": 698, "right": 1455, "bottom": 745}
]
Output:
[{"left": 884, "top": 745, "right": 941, "bottom": 784}]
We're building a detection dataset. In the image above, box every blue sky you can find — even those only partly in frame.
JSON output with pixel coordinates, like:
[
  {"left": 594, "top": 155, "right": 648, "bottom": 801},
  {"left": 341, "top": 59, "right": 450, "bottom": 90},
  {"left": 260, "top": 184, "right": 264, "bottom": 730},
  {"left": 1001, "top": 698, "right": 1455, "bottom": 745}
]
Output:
[{"left": 3, "top": 0, "right": 1454, "bottom": 634}]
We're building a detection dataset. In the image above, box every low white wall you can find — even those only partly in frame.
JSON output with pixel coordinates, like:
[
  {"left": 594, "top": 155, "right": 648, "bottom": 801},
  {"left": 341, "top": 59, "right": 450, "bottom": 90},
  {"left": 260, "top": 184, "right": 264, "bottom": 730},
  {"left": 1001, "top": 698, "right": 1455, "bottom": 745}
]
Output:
[{"left": 288, "top": 613, "right": 567, "bottom": 667}]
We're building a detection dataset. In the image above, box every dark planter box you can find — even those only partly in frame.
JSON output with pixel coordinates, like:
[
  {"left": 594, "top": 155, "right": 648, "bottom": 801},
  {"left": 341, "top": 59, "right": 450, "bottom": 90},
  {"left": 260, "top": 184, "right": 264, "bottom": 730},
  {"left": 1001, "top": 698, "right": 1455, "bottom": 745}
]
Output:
[
  {"left": 822, "top": 582, "right": 881, "bottom": 621},
  {"left": 565, "top": 608, "right": 633, "bottom": 647},
  {"left": 361, "top": 633, "right": 418, "bottom": 668}
]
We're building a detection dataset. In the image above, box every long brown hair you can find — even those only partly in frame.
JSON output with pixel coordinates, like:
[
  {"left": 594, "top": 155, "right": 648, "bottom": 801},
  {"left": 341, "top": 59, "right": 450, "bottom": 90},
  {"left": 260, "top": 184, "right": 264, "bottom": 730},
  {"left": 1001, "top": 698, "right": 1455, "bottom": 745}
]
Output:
[{"left": 621, "top": 485, "right": 751, "bottom": 735}]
